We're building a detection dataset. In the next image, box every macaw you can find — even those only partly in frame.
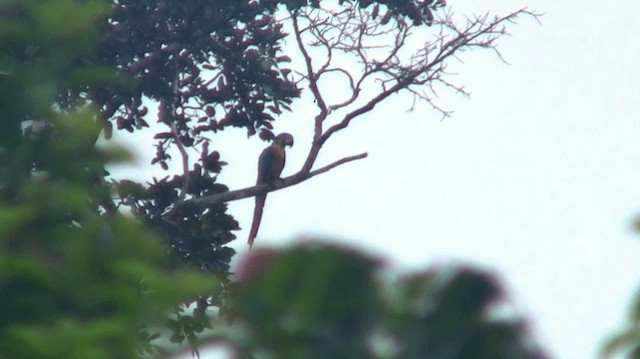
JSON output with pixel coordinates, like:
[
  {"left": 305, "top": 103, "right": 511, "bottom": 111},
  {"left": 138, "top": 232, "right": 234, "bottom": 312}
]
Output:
[{"left": 248, "top": 132, "right": 294, "bottom": 248}]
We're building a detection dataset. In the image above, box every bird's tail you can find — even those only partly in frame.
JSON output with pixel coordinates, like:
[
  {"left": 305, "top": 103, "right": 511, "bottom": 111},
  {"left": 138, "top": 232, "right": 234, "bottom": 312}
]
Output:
[{"left": 248, "top": 194, "right": 266, "bottom": 248}]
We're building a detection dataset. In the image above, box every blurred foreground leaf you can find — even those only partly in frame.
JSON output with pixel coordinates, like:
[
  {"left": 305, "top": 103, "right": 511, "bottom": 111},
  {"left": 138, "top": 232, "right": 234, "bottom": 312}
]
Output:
[{"left": 228, "top": 242, "right": 547, "bottom": 359}]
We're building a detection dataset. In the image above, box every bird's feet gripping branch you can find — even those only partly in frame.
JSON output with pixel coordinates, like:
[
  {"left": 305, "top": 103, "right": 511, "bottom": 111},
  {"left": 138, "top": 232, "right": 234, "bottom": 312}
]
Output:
[{"left": 248, "top": 133, "right": 294, "bottom": 248}]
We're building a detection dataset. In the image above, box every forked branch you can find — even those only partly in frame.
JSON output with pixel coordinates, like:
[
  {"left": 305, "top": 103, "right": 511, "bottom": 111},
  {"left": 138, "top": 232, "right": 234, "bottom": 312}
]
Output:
[{"left": 174, "top": 5, "right": 539, "bottom": 212}]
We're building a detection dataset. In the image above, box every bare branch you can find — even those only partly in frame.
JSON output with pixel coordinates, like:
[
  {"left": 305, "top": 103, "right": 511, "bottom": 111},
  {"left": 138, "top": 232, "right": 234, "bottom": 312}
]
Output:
[
  {"left": 171, "top": 121, "right": 190, "bottom": 202},
  {"left": 291, "top": 9, "right": 328, "bottom": 144},
  {"left": 170, "top": 56, "right": 190, "bottom": 203},
  {"left": 312, "top": 7, "right": 539, "bottom": 146},
  {"left": 181, "top": 152, "right": 368, "bottom": 209},
  {"left": 307, "top": 152, "right": 368, "bottom": 178}
]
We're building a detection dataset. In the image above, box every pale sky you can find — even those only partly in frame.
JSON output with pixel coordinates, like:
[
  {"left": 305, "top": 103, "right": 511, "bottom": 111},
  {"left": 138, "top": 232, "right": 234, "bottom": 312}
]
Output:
[{"left": 110, "top": 1, "right": 640, "bottom": 358}]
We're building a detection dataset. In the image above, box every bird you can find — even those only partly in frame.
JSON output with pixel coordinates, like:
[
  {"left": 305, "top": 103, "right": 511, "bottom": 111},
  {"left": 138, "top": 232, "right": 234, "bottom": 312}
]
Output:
[{"left": 248, "top": 132, "right": 294, "bottom": 248}]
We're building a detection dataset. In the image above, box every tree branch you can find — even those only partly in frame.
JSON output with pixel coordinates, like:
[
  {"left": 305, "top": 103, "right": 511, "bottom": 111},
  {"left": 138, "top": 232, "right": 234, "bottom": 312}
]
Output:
[
  {"left": 165, "top": 6, "right": 540, "bottom": 220},
  {"left": 174, "top": 152, "right": 367, "bottom": 210},
  {"left": 292, "top": 10, "right": 327, "bottom": 141},
  {"left": 170, "top": 56, "right": 190, "bottom": 203},
  {"left": 171, "top": 120, "right": 190, "bottom": 202},
  {"left": 313, "top": 7, "right": 539, "bottom": 146},
  {"left": 319, "top": 76, "right": 411, "bottom": 146}
]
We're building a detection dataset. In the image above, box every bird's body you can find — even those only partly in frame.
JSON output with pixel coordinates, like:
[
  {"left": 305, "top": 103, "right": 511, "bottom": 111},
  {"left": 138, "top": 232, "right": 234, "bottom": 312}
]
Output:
[
  {"left": 257, "top": 142, "right": 286, "bottom": 184},
  {"left": 248, "top": 133, "right": 294, "bottom": 248}
]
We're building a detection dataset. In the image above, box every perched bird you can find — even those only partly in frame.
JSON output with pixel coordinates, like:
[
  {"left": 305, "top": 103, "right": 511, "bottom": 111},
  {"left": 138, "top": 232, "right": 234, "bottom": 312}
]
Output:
[{"left": 248, "top": 133, "right": 294, "bottom": 248}]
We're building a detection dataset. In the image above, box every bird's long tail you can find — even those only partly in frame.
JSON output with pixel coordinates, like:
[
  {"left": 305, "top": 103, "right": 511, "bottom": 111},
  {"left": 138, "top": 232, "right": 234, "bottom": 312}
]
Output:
[{"left": 248, "top": 193, "right": 266, "bottom": 248}]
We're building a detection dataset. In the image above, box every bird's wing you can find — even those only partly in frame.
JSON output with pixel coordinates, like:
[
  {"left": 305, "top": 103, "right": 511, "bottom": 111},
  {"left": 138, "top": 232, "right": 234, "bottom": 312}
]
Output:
[{"left": 257, "top": 144, "right": 285, "bottom": 184}]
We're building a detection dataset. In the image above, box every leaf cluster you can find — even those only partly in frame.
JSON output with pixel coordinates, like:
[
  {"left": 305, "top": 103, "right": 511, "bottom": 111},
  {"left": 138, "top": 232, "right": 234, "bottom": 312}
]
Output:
[
  {"left": 226, "top": 243, "right": 547, "bottom": 359},
  {"left": 69, "top": 0, "right": 301, "bottom": 140},
  {"left": 0, "top": 1, "right": 216, "bottom": 357}
]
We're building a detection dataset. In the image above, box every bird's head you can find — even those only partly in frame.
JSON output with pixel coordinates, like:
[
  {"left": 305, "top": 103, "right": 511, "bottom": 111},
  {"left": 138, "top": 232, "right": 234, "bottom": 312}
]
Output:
[{"left": 274, "top": 132, "right": 294, "bottom": 148}]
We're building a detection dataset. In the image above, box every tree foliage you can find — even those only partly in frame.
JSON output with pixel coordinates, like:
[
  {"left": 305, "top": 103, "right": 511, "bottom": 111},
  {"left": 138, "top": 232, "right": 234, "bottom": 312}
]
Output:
[
  {"left": 0, "top": 1, "right": 216, "bottom": 357},
  {"left": 226, "top": 243, "right": 547, "bottom": 358}
]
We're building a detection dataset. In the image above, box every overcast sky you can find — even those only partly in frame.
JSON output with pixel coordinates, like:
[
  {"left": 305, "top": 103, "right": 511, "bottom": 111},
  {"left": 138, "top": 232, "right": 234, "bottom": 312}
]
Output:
[{"left": 111, "top": 1, "right": 640, "bottom": 358}]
